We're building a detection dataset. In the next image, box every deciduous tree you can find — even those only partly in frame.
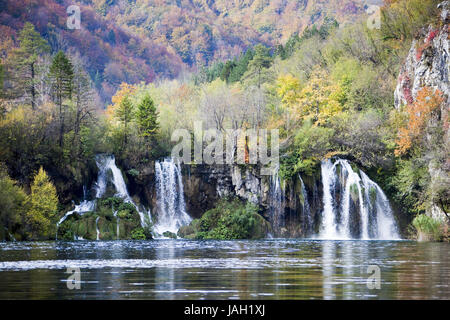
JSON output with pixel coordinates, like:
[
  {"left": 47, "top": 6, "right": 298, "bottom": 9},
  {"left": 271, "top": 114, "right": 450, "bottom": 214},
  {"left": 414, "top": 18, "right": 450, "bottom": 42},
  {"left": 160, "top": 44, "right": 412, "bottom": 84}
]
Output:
[{"left": 26, "top": 167, "right": 58, "bottom": 240}]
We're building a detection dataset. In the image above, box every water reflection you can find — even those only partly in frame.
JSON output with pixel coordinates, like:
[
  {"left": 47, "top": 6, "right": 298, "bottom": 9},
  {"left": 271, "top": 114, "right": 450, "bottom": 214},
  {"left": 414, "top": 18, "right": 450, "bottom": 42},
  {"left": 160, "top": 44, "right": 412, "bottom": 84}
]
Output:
[{"left": 0, "top": 240, "right": 448, "bottom": 299}]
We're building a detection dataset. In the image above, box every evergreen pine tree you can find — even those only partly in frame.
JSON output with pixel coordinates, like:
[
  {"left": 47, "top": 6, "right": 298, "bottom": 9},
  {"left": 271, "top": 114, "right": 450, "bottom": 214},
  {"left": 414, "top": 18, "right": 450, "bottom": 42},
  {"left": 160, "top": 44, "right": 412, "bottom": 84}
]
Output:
[
  {"left": 136, "top": 93, "right": 159, "bottom": 147},
  {"left": 49, "top": 51, "right": 74, "bottom": 147},
  {"left": 10, "top": 22, "right": 50, "bottom": 109},
  {"left": 246, "top": 44, "right": 272, "bottom": 88},
  {"left": 115, "top": 95, "right": 134, "bottom": 145}
]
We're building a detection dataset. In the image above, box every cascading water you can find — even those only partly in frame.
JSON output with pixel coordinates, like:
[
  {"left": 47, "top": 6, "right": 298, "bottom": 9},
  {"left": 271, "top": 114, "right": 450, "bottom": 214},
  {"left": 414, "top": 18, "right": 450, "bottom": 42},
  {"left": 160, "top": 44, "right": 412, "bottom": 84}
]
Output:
[
  {"left": 94, "top": 155, "right": 151, "bottom": 226},
  {"left": 57, "top": 200, "right": 96, "bottom": 227},
  {"left": 317, "top": 158, "right": 400, "bottom": 240},
  {"left": 320, "top": 160, "right": 339, "bottom": 239},
  {"left": 360, "top": 171, "right": 400, "bottom": 240},
  {"left": 57, "top": 154, "right": 151, "bottom": 239},
  {"left": 153, "top": 158, "right": 191, "bottom": 236},
  {"left": 95, "top": 216, "right": 100, "bottom": 241},
  {"left": 268, "top": 170, "right": 285, "bottom": 237},
  {"left": 299, "top": 175, "right": 312, "bottom": 236}
]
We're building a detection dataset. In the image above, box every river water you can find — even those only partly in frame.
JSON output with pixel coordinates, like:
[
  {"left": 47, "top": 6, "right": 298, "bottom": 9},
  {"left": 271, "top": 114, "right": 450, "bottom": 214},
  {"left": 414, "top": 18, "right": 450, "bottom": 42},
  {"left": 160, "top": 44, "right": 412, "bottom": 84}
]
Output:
[{"left": 0, "top": 239, "right": 448, "bottom": 299}]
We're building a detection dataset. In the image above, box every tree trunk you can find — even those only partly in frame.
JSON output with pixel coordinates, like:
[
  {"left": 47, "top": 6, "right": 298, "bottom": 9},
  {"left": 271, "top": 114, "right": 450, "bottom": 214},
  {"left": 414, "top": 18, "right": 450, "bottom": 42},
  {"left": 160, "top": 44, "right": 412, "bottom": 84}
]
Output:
[
  {"left": 58, "top": 86, "right": 64, "bottom": 148},
  {"left": 30, "top": 63, "right": 35, "bottom": 110}
]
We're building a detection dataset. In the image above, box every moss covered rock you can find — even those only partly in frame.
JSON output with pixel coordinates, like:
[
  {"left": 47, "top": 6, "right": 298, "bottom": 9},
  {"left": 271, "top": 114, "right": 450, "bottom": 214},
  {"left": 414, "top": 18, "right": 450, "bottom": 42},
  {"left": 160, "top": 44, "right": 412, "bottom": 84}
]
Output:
[
  {"left": 178, "top": 198, "right": 269, "bottom": 240},
  {"left": 57, "top": 196, "right": 152, "bottom": 240}
]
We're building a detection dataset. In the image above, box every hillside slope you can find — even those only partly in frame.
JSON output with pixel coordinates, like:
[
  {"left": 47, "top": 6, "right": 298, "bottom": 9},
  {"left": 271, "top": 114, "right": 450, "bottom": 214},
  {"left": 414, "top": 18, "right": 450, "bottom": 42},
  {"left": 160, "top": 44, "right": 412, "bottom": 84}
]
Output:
[
  {"left": 0, "top": 0, "right": 380, "bottom": 102},
  {"left": 104, "top": 0, "right": 382, "bottom": 66},
  {"left": 0, "top": 0, "right": 185, "bottom": 101}
]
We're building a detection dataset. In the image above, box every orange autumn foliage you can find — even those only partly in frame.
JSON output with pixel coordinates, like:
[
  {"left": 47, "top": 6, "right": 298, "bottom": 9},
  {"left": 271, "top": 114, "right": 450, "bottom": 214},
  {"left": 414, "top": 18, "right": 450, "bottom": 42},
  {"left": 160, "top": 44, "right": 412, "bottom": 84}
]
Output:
[
  {"left": 106, "top": 83, "right": 138, "bottom": 120},
  {"left": 395, "top": 87, "right": 444, "bottom": 156}
]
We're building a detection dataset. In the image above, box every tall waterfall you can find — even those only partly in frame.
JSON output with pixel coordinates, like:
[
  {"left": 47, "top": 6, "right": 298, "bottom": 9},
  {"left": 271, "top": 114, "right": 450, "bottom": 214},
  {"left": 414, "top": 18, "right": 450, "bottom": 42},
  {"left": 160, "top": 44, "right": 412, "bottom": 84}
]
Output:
[
  {"left": 57, "top": 154, "right": 151, "bottom": 236},
  {"left": 154, "top": 158, "right": 191, "bottom": 236},
  {"left": 268, "top": 171, "right": 285, "bottom": 237},
  {"left": 318, "top": 159, "right": 400, "bottom": 240}
]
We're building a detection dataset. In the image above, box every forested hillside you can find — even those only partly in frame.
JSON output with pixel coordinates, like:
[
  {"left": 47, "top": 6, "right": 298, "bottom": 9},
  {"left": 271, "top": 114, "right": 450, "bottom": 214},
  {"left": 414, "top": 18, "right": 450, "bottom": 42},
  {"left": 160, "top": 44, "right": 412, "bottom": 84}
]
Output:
[
  {"left": 0, "top": 0, "right": 381, "bottom": 102},
  {"left": 103, "top": 0, "right": 382, "bottom": 66}
]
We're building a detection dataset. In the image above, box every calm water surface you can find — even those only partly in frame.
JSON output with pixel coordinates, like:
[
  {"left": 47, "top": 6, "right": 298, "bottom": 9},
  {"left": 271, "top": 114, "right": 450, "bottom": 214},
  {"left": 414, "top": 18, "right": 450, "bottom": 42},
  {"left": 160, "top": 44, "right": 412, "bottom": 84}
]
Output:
[{"left": 0, "top": 239, "right": 448, "bottom": 299}]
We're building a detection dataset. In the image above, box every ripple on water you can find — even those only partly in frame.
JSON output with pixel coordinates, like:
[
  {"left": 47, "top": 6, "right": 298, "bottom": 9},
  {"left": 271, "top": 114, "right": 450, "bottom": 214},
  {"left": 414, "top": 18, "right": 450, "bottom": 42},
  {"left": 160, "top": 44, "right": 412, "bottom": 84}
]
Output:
[{"left": 0, "top": 239, "right": 448, "bottom": 299}]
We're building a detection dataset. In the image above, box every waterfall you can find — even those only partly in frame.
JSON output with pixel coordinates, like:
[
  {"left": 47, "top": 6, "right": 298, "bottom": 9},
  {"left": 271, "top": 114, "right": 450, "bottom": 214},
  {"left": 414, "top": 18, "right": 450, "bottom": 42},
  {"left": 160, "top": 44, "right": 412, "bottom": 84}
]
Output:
[
  {"left": 95, "top": 216, "right": 100, "bottom": 241},
  {"left": 320, "top": 160, "right": 339, "bottom": 239},
  {"left": 317, "top": 158, "right": 400, "bottom": 240},
  {"left": 57, "top": 200, "right": 96, "bottom": 226},
  {"left": 268, "top": 170, "right": 285, "bottom": 237},
  {"left": 360, "top": 171, "right": 400, "bottom": 240},
  {"left": 94, "top": 155, "right": 151, "bottom": 226},
  {"left": 95, "top": 155, "right": 128, "bottom": 199},
  {"left": 154, "top": 158, "right": 191, "bottom": 236},
  {"left": 299, "top": 175, "right": 312, "bottom": 236},
  {"left": 57, "top": 154, "right": 152, "bottom": 239}
]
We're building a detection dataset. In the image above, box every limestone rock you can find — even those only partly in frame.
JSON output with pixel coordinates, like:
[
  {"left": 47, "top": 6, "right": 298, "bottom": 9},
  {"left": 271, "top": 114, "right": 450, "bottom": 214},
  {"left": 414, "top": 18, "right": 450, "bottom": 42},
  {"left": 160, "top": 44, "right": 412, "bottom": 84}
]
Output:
[{"left": 394, "top": 2, "right": 449, "bottom": 109}]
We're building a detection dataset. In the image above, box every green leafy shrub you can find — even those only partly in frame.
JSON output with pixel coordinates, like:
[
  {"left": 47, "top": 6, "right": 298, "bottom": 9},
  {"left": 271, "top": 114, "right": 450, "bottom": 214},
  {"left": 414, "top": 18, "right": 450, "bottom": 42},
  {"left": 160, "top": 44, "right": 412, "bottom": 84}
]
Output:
[
  {"left": 101, "top": 197, "right": 124, "bottom": 209},
  {"left": 127, "top": 169, "right": 140, "bottom": 177},
  {"left": 58, "top": 222, "right": 75, "bottom": 241},
  {"left": 116, "top": 202, "right": 137, "bottom": 220},
  {"left": 131, "top": 227, "right": 146, "bottom": 240},
  {"left": 179, "top": 198, "right": 269, "bottom": 240},
  {"left": 162, "top": 231, "right": 177, "bottom": 239}
]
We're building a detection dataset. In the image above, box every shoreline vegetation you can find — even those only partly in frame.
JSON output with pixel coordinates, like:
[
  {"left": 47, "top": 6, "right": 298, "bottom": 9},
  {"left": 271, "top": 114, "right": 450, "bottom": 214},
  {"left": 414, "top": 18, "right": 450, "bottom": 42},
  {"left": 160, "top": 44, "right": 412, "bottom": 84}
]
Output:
[{"left": 0, "top": 0, "right": 449, "bottom": 242}]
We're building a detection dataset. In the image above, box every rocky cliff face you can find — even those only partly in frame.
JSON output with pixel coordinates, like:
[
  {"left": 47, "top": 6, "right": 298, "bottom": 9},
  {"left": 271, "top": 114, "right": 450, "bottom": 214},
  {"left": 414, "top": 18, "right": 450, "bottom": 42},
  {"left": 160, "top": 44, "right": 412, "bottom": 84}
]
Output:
[
  {"left": 181, "top": 163, "right": 324, "bottom": 237},
  {"left": 127, "top": 160, "right": 323, "bottom": 237},
  {"left": 394, "top": 1, "right": 449, "bottom": 221},
  {"left": 395, "top": 2, "right": 449, "bottom": 109}
]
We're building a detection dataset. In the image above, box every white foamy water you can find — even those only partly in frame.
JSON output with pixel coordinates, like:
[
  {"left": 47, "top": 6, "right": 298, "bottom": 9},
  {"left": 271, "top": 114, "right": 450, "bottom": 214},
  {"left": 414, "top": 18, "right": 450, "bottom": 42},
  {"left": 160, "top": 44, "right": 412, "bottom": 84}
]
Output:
[
  {"left": 153, "top": 158, "right": 191, "bottom": 236},
  {"left": 57, "top": 154, "right": 152, "bottom": 237},
  {"left": 318, "top": 159, "right": 400, "bottom": 240}
]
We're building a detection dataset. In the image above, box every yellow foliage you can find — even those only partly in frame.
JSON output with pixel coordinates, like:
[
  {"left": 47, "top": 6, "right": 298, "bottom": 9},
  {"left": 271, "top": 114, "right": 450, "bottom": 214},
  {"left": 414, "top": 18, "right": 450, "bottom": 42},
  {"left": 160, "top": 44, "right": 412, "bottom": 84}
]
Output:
[
  {"left": 106, "top": 82, "right": 138, "bottom": 121},
  {"left": 276, "top": 74, "right": 302, "bottom": 110},
  {"left": 297, "top": 67, "right": 345, "bottom": 125},
  {"left": 27, "top": 167, "right": 58, "bottom": 239},
  {"left": 324, "top": 151, "right": 347, "bottom": 159}
]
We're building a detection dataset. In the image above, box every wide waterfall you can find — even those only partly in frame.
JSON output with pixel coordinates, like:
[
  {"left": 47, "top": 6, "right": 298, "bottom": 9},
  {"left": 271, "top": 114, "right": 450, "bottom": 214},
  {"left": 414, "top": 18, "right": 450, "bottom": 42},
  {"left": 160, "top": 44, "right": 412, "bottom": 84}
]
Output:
[
  {"left": 57, "top": 154, "right": 151, "bottom": 238},
  {"left": 317, "top": 159, "right": 400, "bottom": 240},
  {"left": 154, "top": 158, "right": 191, "bottom": 236}
]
